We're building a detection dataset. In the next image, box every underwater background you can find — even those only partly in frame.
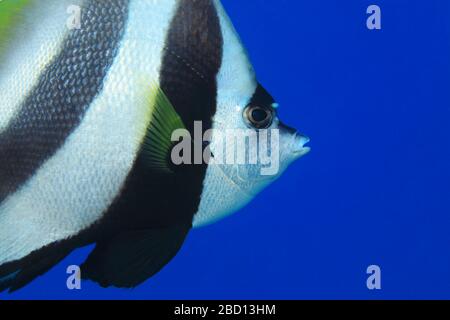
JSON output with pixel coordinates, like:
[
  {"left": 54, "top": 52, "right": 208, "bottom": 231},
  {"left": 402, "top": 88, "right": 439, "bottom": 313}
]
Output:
[{"left": 2, "top": 0, "right": 450, "bottom": 299}]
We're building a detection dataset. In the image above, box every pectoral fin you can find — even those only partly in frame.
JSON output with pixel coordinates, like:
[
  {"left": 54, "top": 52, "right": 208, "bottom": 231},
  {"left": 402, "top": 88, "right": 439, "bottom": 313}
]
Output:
[
  {"left": 81, "top": 223, "right": 191, "bottom": 288},
  {"left": 0, "top": 0, "right": 33, "bottom": 54},
  {"left": 142, "top": 84, "right": 187, "bottom": 173}
]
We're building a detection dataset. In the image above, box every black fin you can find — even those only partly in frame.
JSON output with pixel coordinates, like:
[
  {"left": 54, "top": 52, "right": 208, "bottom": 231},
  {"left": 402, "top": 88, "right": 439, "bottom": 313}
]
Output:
[
  {"left": 81, "top": 224, "right": 191, "bottom": 288},
  {"left": 0, "top": 249, "right": 70, "bottom": 293}
]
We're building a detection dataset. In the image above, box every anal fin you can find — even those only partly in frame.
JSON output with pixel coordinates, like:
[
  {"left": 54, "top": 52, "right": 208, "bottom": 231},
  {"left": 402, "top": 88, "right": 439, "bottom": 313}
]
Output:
[
  {"left": 81, "top": 223, "right": 191, "bottom": 288},
  {"left": 0, "top": 247, "right": 71, "bottom": 293}
]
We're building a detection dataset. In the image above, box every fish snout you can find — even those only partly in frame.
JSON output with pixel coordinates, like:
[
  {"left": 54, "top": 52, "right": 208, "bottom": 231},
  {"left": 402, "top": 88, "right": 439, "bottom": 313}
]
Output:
[
  {"left": 291, "top": 132, "right": 311, "bottom": 157},
  {"left": 278, "top": 121, "right": 311, "bottom": 158}
]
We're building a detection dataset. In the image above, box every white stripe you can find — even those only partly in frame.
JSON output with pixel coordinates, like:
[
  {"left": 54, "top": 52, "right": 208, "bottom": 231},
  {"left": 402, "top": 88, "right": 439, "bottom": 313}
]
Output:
[
  {"left": 0, "top": 0, "right": 178, "bottom": 265},
  {"left": 0, "top": 1, "right": 83, "bottom": 132},
  {"left": 194, "top": 0, "right": 258, "bottom": 227}
]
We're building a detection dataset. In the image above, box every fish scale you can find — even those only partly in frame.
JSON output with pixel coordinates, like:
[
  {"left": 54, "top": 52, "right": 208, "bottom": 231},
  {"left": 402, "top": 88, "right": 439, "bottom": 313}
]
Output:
[{"left": 0, "top": 0, "right": 129, "bottom": 203}]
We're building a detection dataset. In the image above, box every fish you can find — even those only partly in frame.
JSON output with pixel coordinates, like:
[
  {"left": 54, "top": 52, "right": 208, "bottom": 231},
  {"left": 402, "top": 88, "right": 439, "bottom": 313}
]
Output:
[{"left": 0, "top": 0, "right": 310, "bottom": 291}]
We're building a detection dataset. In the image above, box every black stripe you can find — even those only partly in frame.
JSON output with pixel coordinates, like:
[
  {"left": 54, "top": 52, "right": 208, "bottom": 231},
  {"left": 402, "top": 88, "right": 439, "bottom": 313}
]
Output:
[
  {"left": 159, "top": 0, "right": 223, "bottom": 133},
  {"left": 99, "top": 0, "right": 224, "bottom": 230},
  {"left": 0, "top": 0, "right": 129, "bottom": 203},
  {"left": 249, "top": 83, "right": 276, "bottom": 108}
]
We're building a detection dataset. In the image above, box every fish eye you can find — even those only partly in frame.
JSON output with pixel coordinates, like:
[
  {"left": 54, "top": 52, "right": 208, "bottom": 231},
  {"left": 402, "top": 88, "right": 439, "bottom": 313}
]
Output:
[{"left": 244, "top": 105, "right": 274, "bottom": 129}]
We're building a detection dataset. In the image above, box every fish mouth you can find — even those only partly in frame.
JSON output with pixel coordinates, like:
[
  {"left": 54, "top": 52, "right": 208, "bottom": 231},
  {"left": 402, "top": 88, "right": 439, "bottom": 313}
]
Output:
[{"left": 292, "top": 133, "right": 311, "bottom": 157}]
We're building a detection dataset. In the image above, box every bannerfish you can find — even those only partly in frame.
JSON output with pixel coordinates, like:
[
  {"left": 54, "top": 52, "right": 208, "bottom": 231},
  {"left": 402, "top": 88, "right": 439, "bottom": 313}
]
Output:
[{"left": 0, "top": 0, "right": 310, "bottom": 291}]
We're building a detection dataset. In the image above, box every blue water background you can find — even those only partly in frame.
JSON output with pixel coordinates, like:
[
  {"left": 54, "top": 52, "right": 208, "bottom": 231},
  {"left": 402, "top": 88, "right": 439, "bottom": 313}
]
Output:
[{"left": 2, "top": 0, "right": 450, "bottom": 299}]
